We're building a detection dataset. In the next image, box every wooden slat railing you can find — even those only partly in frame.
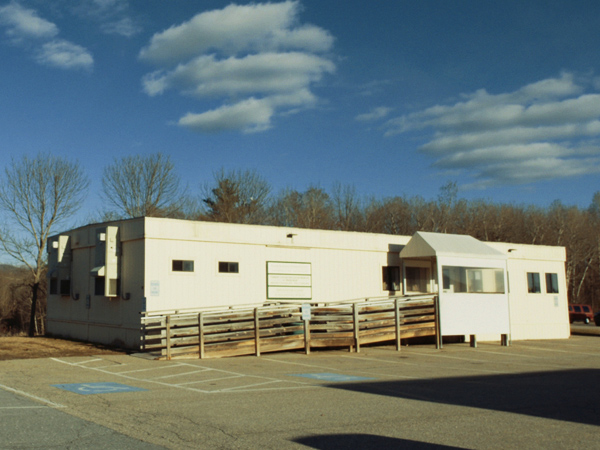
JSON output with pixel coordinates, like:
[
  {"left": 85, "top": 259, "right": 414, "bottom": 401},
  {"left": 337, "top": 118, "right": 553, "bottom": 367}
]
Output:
[{"left": 140, "top": 294, "right": 439, "bottom": 360}]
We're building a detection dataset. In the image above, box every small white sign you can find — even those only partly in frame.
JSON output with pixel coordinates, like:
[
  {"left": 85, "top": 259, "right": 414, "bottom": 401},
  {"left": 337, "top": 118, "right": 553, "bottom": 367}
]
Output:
[
  {"left": 150, "top": 280, "right": 160, "bottom": 296},
  {"left": 268, "top": 274, "right": 312, "bottom": 287},
  {"left": 302, "top": 303, "right": 311, "bottom": 321}
]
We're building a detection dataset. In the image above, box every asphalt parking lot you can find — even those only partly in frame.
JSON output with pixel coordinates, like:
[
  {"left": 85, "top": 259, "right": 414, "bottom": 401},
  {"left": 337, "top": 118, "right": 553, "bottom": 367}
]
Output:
[{"left": 1, "top": 335, "right": 598, "bottom": 449}]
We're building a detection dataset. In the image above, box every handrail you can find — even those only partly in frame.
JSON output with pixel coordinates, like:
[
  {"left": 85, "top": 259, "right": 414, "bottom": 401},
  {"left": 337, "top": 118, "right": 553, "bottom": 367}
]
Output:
[
  {"left": 141, "top": 293, "right": 438, "bottom": 319},
  {"left": 140, "top": 294, "right": 440, "bottom": 359}
]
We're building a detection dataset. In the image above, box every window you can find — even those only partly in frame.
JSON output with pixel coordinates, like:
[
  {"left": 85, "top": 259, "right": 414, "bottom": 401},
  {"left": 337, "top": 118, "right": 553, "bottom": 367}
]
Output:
[
  {"left": 59, "top": 279, "right": 71, "bottom": 296},
  {"left": 405, "top": 266, "right": 430, "bottom": 293},
  {"left": 545, "top": 273, "right": 559, "bottom": 293},
  {"left": 95, "top": 276, "right": 105, "bottom": 296},
  {"left": 49, "top": 278, "right": 58, "bottom": 295},
  {"left": 382, "top": 266, "right": 400, "bottom": 291},
  {"left": 527, "top": 272, "right": 541, "bottom": 293},
  {"left": 94, "top": 276, "right": 119, "bottom": 297},
  {"left": 173, "top": 260, "right": 194, "bottom": 272},
  {"left": 442, "top": 266, "right": 505, "bottom": 294},
  {"left": 219, "top": 262, "right": 239, "bottom": 273}
]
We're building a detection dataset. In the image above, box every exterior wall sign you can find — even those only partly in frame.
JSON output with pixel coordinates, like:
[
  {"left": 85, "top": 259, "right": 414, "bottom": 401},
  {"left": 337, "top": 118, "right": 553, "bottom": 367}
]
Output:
[
  {"left": 302, "top": 303, "right": 312, "bottom": 320},
  {"left": 267, "top": 261, "right": 312, "bottom": 300}
]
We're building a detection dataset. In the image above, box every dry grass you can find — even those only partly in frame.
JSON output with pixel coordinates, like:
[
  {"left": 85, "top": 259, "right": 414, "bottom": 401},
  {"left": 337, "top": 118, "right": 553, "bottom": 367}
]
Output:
[{"left": 0, "top": 336, "right": 126, "bottom": 360}]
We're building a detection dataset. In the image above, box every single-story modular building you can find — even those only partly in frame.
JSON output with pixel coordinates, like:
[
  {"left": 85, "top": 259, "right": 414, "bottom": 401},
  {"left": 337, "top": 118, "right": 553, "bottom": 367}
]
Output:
[{"left": 46, "top": 217, "right": 569, "bottom": 349}]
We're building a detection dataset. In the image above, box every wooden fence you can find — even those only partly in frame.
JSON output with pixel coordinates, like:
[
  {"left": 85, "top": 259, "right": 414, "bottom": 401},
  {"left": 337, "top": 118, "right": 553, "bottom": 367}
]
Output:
[{"left": 140, "top": 294, "right": 440, "bottom": 360}]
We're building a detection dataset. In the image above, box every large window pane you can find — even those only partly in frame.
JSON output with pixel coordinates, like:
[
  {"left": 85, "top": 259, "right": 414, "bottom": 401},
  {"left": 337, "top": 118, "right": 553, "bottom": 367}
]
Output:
[
  {"left": 527, "top": 272, "right": 541, "bottom": 293},
  {"left": 382, "top": 266, "right": 400, "bottom": 291},
  {"left": 172, "top": 260, "right": 194, "bottom": 272},
  {"left": 442, "top": 266, "right": 505, "bottom": 294},
  {"left": 406, "top": 266, "right": 430, "bottom": 293},
  {"left": 545, "top": 273, "right": 559, "bottom": 293}
]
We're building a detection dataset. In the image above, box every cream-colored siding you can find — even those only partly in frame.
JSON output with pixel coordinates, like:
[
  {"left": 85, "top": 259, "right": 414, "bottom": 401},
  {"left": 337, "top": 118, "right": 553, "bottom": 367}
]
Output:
[
  {"left": 488, "top": 242, "right": 569, "bottom": 340},
  {"left": 47, "top": 220, "right": 146, "bottom": 347},
  {"left": 47, "top": 217, "right": 569, "bottom": 349},
  {"left": 142, "top": 219, "right": 408, "bottom": 311}
]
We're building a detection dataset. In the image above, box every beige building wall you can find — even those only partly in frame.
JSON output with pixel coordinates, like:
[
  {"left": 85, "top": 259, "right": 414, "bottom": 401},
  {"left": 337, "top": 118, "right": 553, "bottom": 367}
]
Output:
[
  {"left": 142, "top": 218, "right": 409, "bottom": 312},
  {"left": 47, "top": 220, "right": 146, "bottom": 348},
  {"left": 47, "top": 217, "right": 569, "bottom": 349},
  {"left": 488, "top": 242, "right": 569, "bottom": 340}
]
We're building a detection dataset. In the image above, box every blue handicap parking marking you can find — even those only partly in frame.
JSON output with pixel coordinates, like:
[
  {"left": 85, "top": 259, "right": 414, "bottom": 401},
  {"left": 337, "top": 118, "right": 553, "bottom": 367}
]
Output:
[
  {"left": 52, "top": 382, "right": 147, "bottom": 395},
  {"left": 289, "top": 372, "right": 374, "bottom": 382}
]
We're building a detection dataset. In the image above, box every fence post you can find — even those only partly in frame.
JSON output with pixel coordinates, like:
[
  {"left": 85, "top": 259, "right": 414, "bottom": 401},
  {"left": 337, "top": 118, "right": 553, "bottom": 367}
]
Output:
[
  {"left": 304, "top": 316, "right": 311, "bottom": 355},
  {"left": 254, "top": 307, "right": 261, "bottom": 357},
  {"left": 470, "top": 335, "right": 477, "bottom": 348},
  {"left": 140, "top": 314, "right": 146, "bottom": 351},
  {"left": 434, "top": 295, "right": 442, "bottom": 349},
  {"left": 395, "top": 298, "right": 401, "bottom": 351},
  {"left": 198, "top": 312, "right": 204, "bottom": 359},
  {"left": 353, "top": 303, "right": 360, "bottom": 353},
  {"left": 165, "top": 315, "right": 171, "bottom": 360}
]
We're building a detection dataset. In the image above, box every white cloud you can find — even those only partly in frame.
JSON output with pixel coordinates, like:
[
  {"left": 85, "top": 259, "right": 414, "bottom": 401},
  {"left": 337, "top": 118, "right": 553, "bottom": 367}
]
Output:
[
  {"left": 0, "top": 2, "right": 93, "bottom": 71},
  {"left": 178, "top": 98, "right": 274, "bottom": 133},
  {"left": 139, "top": 1, "right": 333, "bottom": 65},
  {"left": 177, "top": 89, "right": 317, "bottom": 134},
  {"left": 139, "top": 1, "right": 335, "bottom": 133},
  {"left": 355, "top": 106, "right": 393, "bottom": 122},
  {"left": 142, "top": 52, "right": 334, "bottom": 98},
  {"left": 464, "top": 156, "right": 600, "bottom": 190},
  {"left": 101, "top": 17, "right": 140, "bottom": 37},
  {"left": 73, "top": 0, "right": 140, "bottom": 37},
  {"left": 0, "top": 2, "right": 58, "bottom": 40},
  {"left": 35, "top": 39, "right": 93, "bottom": 70},
  {"left": 374, "top": 72, "right": 600, "bottom": 188}
]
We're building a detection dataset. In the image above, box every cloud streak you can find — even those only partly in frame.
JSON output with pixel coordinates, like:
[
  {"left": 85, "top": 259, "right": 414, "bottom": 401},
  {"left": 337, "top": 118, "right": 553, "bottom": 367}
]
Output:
[
  {"left": 0, "top": 2, "right": 93, "bottom": 71},
  {"left": 139, "top": 1, "right": 335, "bottom": 133},
  {"left": 370, "top": 72, "right": 600, "bottom": 189},
  {"left": 75, "top": 0, "right": 141, "bottom": 37}
]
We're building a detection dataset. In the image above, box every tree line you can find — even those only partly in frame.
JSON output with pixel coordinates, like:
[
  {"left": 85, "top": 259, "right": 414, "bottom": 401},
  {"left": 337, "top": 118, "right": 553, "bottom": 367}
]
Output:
[{"left": 1, "top": 153, "right": 598, "bottom": 335}]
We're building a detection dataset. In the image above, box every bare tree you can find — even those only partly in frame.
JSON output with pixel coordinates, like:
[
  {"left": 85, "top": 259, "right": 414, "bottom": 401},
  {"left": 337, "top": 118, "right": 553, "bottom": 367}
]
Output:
[
  {"left": 269, "top": 186, "right": 333, "bottom": 229},
  {"left": 102, "top": 153, "right": 187, "bottom": 218},
  {"left": 201, "top": 169, "right": 271, "bottom": 224},
  {"left": 332, "top": 182, "right": 363, "bottom": 231},
  {"left": 0, "top": 154, "right": 88, "bottom": 336}
]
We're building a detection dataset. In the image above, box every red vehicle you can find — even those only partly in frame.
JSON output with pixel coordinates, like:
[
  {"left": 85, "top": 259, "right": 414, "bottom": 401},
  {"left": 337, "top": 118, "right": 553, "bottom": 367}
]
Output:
[{"left": 568, "top": 304, "right": 594, "bottom": 324}]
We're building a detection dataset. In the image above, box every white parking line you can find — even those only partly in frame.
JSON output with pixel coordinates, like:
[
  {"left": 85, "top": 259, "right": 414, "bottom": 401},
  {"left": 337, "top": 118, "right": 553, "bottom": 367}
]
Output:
[
  {"left": 0, "top": 383, "right": 65, "bottom": 408},
  {"left": 50, "top": 357, "right": 314, "bottom": 394},
  {"left": 174, "top": 375, "right": 243, "bottom": 386},
  {"left": 70, "top": 358, "right": 103, "bottom": 365},
  {"left": 220, "top": 379, "right": 283, "bottom": 392},
  {"left": 108, "top": 364, "right": 191, "bottom": 375},
  {"left": 153, "top": 369, "right": 213, "bottom": 380},
  {"left": 0, "top": 406, "right": 51, "bottom": 410}
]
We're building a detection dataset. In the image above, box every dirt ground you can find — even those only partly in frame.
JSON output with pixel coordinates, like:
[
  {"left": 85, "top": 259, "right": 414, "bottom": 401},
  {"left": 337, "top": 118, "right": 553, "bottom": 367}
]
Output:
[{"left": 0, "top": 336, "right": 126, "bottom": 361}]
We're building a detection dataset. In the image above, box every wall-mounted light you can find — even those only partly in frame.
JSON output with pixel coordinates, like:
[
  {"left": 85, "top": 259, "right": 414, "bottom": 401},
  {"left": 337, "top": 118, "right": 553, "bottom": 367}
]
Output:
[
  {"left": 508, "top": 249, "right": 517, "bottom": 253},
  {"left": 286, "top": 233, "right": 297, "bottom": 238}
]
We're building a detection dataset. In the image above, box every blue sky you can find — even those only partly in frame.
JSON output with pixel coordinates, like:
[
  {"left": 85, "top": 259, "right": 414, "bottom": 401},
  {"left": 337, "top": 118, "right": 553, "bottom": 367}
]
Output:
[{"left": 1, "top": 0, "right": 600, "bottom": 226}]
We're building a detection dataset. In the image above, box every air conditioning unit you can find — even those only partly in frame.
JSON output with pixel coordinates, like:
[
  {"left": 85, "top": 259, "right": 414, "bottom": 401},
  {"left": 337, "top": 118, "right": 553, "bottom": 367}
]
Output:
[
  {"left": 47, "top": 235, "right": 71, "bottom": 296},
  {"left": 92, "top": 226, "right": 120, "bottom": 298}
]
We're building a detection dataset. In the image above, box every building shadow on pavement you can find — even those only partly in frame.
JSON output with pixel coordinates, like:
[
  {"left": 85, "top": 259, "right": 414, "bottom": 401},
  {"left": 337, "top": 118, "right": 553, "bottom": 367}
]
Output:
[
  {"left": 295, "top": 434, "right": 465, "bottom": 449},
  {"left": 324, "top": 369, "right": 599, "bottom": 426}
]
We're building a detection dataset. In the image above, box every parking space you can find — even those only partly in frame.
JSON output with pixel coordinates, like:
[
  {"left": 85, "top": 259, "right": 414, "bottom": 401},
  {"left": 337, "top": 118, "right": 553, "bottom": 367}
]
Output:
[
  {"left": 0, "top": 385, "right": 163, "bottom": 449},
  {"left": 1, "top": 336, "right": 599, "bottom": 449}
]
